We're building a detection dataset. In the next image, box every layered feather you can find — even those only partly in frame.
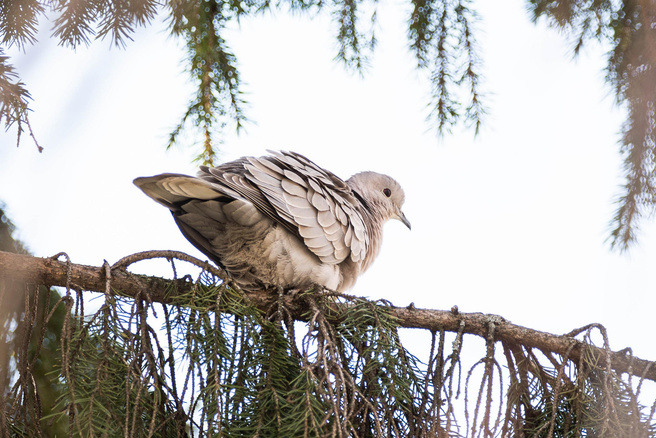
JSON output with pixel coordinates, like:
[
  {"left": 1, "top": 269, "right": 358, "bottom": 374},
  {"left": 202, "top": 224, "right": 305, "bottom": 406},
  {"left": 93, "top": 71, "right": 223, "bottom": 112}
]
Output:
[{"left": 134, "top": 150, "right": 409, "bottom": 292}]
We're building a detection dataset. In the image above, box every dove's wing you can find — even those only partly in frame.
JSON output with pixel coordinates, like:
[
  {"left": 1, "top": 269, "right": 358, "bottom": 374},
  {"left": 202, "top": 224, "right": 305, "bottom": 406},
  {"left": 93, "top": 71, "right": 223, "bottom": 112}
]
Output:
[{"left": 197, "top": 151, "right": 369, "bottom": 264}]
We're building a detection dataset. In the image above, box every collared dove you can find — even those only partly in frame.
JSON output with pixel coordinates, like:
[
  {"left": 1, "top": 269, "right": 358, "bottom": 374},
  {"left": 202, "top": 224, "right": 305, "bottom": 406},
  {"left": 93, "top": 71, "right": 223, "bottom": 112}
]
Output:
[{"left": 134, "top": 150, "right": 410, "bottom": 292}]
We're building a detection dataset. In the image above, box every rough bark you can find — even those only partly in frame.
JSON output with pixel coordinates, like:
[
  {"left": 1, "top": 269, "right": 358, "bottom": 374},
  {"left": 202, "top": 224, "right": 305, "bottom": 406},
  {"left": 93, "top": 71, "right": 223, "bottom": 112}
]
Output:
[{"left": 0, "top": 249, "right": 654, "bottom": 382}]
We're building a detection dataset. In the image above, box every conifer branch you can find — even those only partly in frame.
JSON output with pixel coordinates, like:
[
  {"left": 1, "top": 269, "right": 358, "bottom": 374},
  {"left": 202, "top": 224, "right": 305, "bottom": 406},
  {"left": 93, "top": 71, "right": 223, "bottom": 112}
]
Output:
[
  {"left": 0, "top": 51, "right": 41, "bottom": 152},
  {"left": 529, "top": 0, "right": 656, "bottom": 250},
  {"left": 1, "top": 249, "right": 654, "bottom": 383}
]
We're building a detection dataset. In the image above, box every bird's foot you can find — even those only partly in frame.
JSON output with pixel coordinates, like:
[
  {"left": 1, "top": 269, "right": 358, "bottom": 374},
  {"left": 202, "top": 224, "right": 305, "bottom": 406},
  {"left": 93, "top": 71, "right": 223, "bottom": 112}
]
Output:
[{"left": 284, "top": 287, "right": 303, "bottom": 297}]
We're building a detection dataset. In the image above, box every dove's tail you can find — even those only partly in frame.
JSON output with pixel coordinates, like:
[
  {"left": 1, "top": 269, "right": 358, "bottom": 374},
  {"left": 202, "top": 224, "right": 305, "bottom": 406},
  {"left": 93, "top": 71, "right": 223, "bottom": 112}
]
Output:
[{"left": 134, "top": 174, "right": 221, "bottom": 209}]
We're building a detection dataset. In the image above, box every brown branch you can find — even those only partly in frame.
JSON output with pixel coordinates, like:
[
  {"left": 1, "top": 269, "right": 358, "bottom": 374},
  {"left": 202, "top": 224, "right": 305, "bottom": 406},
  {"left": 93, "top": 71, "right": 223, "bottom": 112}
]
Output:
[{"left": 0, "top": 249, "right": 654, "bottom": 382}]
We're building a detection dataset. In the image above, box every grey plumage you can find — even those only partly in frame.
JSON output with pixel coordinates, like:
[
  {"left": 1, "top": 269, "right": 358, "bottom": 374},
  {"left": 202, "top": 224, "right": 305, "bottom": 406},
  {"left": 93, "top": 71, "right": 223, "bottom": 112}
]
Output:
[{"left": 134, "top": 150, "right": 410, "bottom": 292}]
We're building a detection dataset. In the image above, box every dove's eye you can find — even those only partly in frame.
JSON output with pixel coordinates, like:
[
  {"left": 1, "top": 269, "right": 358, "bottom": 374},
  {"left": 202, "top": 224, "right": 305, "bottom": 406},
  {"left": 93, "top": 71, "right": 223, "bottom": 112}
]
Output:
[{"left": 383, "top": 188, "right": 392, "bottom": 197}]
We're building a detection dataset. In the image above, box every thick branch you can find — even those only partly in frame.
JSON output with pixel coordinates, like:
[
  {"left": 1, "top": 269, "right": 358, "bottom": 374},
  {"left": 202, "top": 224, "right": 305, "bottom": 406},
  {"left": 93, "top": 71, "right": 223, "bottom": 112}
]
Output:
[{"left": 0, "top": 250, "right": 654, "bottom": 382}]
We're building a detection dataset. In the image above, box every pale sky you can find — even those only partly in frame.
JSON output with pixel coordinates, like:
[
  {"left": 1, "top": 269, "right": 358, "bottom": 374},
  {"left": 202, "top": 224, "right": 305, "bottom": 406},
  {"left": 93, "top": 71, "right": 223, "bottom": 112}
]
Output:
[{"left": 1, "top": 0, "right": 655, "bottom": 406}]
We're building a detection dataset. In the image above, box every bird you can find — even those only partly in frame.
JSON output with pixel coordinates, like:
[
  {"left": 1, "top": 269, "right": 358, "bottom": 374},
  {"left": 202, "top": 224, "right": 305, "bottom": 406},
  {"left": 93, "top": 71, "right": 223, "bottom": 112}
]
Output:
[{"left": 134, "top": 150, "right": 410, "bottom": 292}]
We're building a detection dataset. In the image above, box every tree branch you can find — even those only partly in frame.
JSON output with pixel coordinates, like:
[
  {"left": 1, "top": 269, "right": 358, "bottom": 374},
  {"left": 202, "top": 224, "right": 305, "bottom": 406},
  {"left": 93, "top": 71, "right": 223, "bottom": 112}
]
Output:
[{"left": 0, "top": 249, "right": 653, "bottom": 382}]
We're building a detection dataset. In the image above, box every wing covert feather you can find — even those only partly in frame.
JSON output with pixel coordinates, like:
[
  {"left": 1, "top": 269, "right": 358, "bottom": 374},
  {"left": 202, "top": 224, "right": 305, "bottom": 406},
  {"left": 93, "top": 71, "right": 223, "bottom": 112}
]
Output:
[{"left": 193, "top": 151, "right": 369, "bottom": 264}]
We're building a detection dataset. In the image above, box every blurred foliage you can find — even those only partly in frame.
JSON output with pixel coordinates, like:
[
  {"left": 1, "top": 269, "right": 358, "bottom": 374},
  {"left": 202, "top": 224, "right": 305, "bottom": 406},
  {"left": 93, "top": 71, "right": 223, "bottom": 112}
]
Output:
[
  {"left": 0, "top": 204, "right": 28, "bottom": 255},
  {"left": 0, "top": 204, "right": 67, "bottom": 436},
  {"left": 527, "top": 0, "right": 656, "bottom": 249}
]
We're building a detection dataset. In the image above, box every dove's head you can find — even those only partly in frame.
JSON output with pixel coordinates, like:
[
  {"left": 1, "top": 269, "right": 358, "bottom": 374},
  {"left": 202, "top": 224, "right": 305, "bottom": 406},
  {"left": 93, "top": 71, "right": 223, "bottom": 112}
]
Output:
[{"left": 347, "top": 172, "right": 411, "bottom": 230}]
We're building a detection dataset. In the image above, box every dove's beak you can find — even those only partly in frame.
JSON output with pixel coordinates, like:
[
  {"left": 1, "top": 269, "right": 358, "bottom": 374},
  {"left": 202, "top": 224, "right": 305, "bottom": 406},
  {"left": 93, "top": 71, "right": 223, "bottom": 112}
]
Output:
[{"left": 396, "top": 210, "right": 411, "bottom": 230}]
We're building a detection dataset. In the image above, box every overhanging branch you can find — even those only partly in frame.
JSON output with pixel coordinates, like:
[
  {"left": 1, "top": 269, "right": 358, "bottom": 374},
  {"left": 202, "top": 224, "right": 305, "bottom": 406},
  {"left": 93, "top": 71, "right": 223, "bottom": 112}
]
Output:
[{"left": 0, "top": 249, "right": 653, "bottom": 382}]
